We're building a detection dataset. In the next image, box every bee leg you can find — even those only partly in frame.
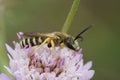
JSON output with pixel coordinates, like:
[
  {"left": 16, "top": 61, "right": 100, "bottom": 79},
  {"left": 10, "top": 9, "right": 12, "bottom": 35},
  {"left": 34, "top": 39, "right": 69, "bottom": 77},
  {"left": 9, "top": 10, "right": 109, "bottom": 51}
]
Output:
[
  {"left": 60, "top": 42, "right": 65, "bottom": 48},
  {"left": 51, "top": 40, "right": 58, "bottom": 58},
  {"left": 29, "top": 38, "right": 51, "bottom": 57}
]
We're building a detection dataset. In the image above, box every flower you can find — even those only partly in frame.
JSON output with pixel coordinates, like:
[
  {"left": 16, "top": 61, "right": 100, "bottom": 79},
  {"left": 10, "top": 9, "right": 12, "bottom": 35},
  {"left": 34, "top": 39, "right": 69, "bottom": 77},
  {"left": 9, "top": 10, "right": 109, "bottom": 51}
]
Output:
[
  {"left": 0, "top": 38, "right": 94, "bottom": 80},
  {"left": 0, "top": 73, "right": 12, "bottom": 80}
]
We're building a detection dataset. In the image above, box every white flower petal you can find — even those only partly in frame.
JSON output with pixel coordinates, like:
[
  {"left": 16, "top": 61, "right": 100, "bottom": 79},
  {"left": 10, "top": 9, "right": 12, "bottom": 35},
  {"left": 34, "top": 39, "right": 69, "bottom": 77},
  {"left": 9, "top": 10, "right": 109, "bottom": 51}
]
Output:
[{"left": 83, "top": 61, "right": 92, "bottom": 70}]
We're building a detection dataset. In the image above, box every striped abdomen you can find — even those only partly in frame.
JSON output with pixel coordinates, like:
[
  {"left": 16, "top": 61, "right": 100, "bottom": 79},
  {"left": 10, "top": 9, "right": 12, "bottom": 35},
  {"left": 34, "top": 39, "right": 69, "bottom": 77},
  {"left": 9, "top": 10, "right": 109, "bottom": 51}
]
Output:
[{"left": 20, "top": 37, "right": 45, "bottom": 48}]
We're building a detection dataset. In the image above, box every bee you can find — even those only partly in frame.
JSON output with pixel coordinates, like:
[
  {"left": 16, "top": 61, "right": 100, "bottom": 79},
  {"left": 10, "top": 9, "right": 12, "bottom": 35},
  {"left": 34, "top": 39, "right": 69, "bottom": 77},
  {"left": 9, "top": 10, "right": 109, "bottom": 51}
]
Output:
[{"left": 18, "top": 25, "right": 92, "bottom": 57}]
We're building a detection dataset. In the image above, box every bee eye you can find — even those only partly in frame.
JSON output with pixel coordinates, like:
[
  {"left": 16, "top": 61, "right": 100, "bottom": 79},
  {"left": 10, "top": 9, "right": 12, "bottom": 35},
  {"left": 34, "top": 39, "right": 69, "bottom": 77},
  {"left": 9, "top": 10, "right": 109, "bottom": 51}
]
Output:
[{"left": 64, "top": 37, "right": 76, "bottom": 50}]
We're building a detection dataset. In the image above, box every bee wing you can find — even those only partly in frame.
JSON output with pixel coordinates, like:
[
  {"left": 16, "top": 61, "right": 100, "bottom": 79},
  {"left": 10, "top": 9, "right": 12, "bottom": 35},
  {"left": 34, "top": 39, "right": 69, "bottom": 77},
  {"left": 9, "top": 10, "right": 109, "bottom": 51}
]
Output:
[
  {"left": 17, "top": 32, "right": 43, "bottom": 39},
  {"left": 45, "top": 33, "right": 60, "bottom": 39},
  {"left": 17, "top": 32, "right": 59, "bottom": 40}
]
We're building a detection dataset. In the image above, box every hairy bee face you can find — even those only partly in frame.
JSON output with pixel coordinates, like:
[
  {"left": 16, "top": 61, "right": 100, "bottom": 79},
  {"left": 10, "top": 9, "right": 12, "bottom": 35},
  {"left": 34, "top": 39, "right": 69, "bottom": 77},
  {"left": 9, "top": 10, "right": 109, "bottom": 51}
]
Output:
[{"left": 64, "top": 37, "right": 80, "bottom": 51}]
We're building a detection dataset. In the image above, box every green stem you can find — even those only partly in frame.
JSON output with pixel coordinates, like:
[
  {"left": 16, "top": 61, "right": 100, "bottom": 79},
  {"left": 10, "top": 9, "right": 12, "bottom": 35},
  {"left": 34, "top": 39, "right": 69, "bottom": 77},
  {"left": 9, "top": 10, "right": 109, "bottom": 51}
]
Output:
[{"left": 62, "top": 0, "right": 80, "bottom": 33}]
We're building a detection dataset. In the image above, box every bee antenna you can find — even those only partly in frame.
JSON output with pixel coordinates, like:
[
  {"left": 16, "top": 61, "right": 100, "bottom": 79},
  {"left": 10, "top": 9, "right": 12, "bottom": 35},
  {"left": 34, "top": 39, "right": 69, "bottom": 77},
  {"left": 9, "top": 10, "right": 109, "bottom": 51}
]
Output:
[{"left": 74, "top": 24, "right": 93, "bottom": 41}]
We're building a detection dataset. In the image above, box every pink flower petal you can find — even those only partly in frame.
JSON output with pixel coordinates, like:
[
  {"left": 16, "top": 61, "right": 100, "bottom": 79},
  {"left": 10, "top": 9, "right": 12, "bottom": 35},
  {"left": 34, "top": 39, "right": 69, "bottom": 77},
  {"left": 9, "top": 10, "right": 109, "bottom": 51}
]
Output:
[
  {"left": 78, "top": 48, "right": 82, "bottom": 53},
  {"left": 13, "top": 41, "right": 20, "bottom": 49},
  {"left": 83, "top": 61, "right": 92, "bottom": 70},
  {"left": 16, "top": 32, "right": 23, "bottom": 39},
  {"left": 87, "top": 70, "right": 95, "bottom": 79},
  {"left": 0, "top": 73, "right": 12, "bottom": 80},
  {"left": 5, "top": 44, "right": 16, "bottom": 57}
]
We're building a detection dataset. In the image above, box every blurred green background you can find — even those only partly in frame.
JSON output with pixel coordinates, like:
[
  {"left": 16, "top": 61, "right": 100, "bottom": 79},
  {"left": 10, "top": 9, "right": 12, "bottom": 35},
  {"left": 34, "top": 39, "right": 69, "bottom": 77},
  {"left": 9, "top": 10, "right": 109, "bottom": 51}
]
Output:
[{"left": 0, "top": 0, "right": 119, "bottom": 80}]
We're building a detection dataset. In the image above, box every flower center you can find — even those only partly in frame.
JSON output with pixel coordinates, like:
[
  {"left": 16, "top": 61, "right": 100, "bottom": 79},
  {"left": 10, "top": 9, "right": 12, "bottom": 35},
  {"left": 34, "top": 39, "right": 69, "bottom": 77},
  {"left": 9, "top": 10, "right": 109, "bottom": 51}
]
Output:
[{"left": 28, "top": 56, "right": 64, "bottom": 77}]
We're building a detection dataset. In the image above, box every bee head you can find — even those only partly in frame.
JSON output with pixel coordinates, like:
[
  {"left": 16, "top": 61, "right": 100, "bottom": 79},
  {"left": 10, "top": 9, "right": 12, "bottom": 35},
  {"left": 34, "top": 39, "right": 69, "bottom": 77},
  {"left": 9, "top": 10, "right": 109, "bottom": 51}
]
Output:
[
  {"left": 64, "top": 25, "right": 93, "bottom": 51},
  {"left": 64, "top": 37, "right": 80, "bottom": 51}
]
